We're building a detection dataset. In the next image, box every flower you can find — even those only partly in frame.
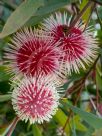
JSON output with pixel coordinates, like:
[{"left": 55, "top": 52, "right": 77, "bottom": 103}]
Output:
[
  {"left": 42, "top": 12, "right": 98, "bottom": 74},
  {"left": 12, "top": 76, "right": 60, "bottom": 124},
  {"left": 5, "top": 28, "right": 62, "bottom": 77}
]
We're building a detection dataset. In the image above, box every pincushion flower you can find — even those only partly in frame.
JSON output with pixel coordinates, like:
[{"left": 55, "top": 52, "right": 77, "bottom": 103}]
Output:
[
  {"left": 5, "top": 28, "right": 63, "bottom": 77},
  {"left": 42, "top": 12, "right": 98, "bottom": 74},
  {"left": 12, "top": 76, "right": 60, "bottom": 124}
]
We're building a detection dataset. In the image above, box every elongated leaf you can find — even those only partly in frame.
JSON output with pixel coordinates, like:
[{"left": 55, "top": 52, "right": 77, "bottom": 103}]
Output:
[
  {"left": 25, "top": 0, "right": 71, "bottom": 26},
  {"left": 74, "top": 116, "right": 87, "bottom": 132},
  {"left": 93, "top": 128, "right": 102, "bottom": 136},
  {"left": 0, "top": 94, "right": 11, "bottom": 102},
  {"left": 1, "top": 0, "right": 17, "bottom": 9},
  {"left": 36, "top": 0, "right": 69, "bottom": 16},
  {"left": 54, "top": 109, "right": 87, "bottom": 135},
  {"left": 26, "top": 14, "right": 49, "bottom": 27},
  {"left": 80, "top": 0, "right": 92, "bottom": 22},
  {"left": 84, "top": 127, "right": 94, "bottom": 136},
  {"left": 32, "top": 125, "right": 42, "bottom": 136},
  {"left": 0, "top": 66, "right": 11, "bottom": 81},
  {"left": 54, "top": 109, "right": 70, "bottom": 134},
  {"left": 71, "top": 117, "right": 77, "bottom": 136},
  {"left": 62, "top": 101, "right": 102, "bottom": 129},
  {"left": 0, "top": 0, "right": 43, "bottom": 38}
]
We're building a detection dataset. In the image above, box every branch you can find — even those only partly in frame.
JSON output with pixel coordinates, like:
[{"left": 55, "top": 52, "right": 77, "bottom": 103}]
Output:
[
  {"left": 69, "top": 1, "right": 93, "bottom": 29},
  {"left": 65, "top": 55, "right": 100, "bottom": 97},
  {"left": 7, "top": 117, "right": 19, "bottom": 136},
  {"left": 90, "top": 0, "right": 102, "bottom": 6}
]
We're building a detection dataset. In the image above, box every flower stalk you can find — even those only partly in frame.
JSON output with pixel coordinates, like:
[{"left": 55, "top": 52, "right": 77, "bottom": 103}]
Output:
[{"left": 7, "top": 117, "right": 19, "bottom": 136}]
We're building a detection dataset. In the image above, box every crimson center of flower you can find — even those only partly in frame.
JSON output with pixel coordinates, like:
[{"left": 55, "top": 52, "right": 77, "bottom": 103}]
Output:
[
  {"left": 16, "top": 40, "right": 59, "bottom": 76},
  {"left": 18, "top": 84, "right": 54, "bottom": 118},
  {"left": 54, "top": 25, "right": 69, "bottom": 39},
  {"left": 53, "top": 25, "right": 86, "bottom": 61}
]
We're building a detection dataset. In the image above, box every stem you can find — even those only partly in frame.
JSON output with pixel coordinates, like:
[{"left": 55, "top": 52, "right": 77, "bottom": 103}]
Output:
[
  {"left": 65, "top": 78, "right": 86, "bottom": 97},
  {"left": 84, "top": 55, "right": 100, "bottom": 79},
  {"left": 69, "top": 1, "right": 93, "bottom": 30},
  {"left": 96, "top": 75, "right": 99, "bottom": 109},
  {"left": 7, "top": 117, "right": 19, "bottom": 136},
  {"left": 62, "top": 86, "right": 84, "bottom": 136},
  {"left": 95, "top": 66, "right": 100, "bottom": 110},
  {"left": 90, "top": 97, "right": 101, "bottom": 117},
  {"left": 62, "top": 97, "right": 97, "bottom": 102},
  {"left": 74, "top": 56, "right": 99, "bottom": 95},
  {"left": 62, "top": 56, "right": 100, "bottom": 135},
  {"left": 90, "top": 0, "right": 102, "bottom": 6},
  {"left": 62, "top": 111, "right": 72, "bottom": 136}
]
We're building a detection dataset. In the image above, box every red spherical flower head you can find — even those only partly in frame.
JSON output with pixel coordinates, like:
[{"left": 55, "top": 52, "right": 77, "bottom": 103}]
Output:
[
  {"left": 12, "top": 76, "right": 60, "bottom": 124},
  {"left": 42, "top": 12, "right": 98, "bottom": 74},
  {"left": 5, "top": 28, "right": 61, "bottom": 77}
]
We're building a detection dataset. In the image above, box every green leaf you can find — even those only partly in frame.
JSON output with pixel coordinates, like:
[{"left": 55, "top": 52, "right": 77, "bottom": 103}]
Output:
[
  {"left": 54, "top": 109, "right": 87, "bottom": 135},
  {"left": 54, "top": 109, "right": 70, "bottom": 134},
  {"left": 92, "top": 128, "right": 102, "bottom": 136},
  {"left": 62, "top": 101, "right": 102, "bottom": 129},
  {"left": 96, "top": 65, "right": 102, "bottom": 91},
  {"left": 32, "top": 124, "right": 42, "bottom": 136},
  {"left": 0, "top": 0, "right": 43, "bottom": 38},
  {"left": 26, "top": 14, "right": 49, "bottom": 27},
  {"left": 80, "top": 0, "right": 92, "bottom": 22},
  {"left": 1, "top": 0, "right": 17, "bottom": 9},
  {"left": 0, "top": 94, "right": 11, "bottom": 102},
  {"left": 36, "top": 0, "right": 69, "bottom": 16},
  {"left": 74, "top": 115, "right": 87, "bottom": 132},
  {"left": 84, "top": 126, "right": 94, "bottom": 136},
  {"left": 26, "top": 0, "right": 70, "bottom": 27},
  {"left": 0, "top": 66, "right": 11, "bottom": 81},
  {"left": 71, "top": 117, "right": 77, "bottom": 136}
]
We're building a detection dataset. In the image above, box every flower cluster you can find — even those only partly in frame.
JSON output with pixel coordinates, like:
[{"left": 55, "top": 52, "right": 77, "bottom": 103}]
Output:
[
  {"left": 5, "top": 28, "right": 62, "bottom": 77},
  {"left": 42, "top": 12, "right": 98, "bottom": 74},
  {"left": 12, "top": 76, "right": 60, "bottom": 124},
  {"left": 5, "top": 12, "right": 98, "bottom": 124}
]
